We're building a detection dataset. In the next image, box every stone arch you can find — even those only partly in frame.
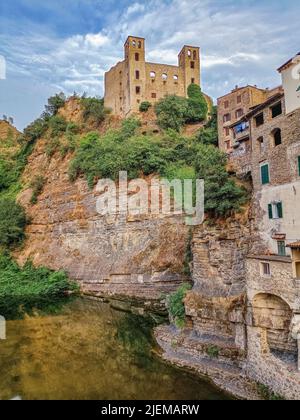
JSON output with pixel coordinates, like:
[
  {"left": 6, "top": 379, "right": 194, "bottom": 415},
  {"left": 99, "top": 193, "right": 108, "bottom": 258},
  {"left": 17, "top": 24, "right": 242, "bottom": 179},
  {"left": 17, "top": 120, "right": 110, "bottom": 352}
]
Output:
[{"left": 252, "top": 293, "right": 296, "bottom": 355}]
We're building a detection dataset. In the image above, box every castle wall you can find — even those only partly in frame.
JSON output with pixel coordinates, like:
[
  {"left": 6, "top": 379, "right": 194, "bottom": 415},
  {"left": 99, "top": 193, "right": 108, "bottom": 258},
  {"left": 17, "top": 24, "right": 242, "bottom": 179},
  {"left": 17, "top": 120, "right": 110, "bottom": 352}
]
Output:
[{"left": 104, "top": 37, "right": 201, "bottom": 116}]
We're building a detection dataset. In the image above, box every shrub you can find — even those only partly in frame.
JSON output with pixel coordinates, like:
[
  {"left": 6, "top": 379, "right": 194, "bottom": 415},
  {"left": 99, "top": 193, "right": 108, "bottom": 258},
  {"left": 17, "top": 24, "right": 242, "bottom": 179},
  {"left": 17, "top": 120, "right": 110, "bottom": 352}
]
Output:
[
  {"left": 186, "top": 84, "right": 208, "bottom": 123},
  {"left": 45, "top": 137, "right": 60, "bottom": 158},
  {"left": 0, "top": 254, "right": 79, "bottom": 319},
  {"left": 44, "top": 92, "right": 66, "bottom": 117},
  {"left": 206, "top": 346, "right": 220, "bottom": 359},
  {"left": 256, "top": 383, "right": 285, "bottom": 401},
  {"left": 195, "top": 144, "right": 247, "bottom": 217},
  {"left": 66, "top": 122, "right": 80, "bottom": 135},
  {"left": 0, "top": 199, "right": 26, "bottom": 248},
  {"left": 139, "top": 101, "right": 152, "bottom": 112},
  {"left": 155, "top": 95, "right": 189, "bottom": 132},
  {"left": 167, "top": 283, "right": 192, "bottom": 328},
  {"left": 81, "top": 96, "right": 106, "bottom": 125},
  {"left": 49, "top": 115, "right": 68, "bottom": 136},
  {"left": 30, "top": 175, "right": 46, "bottom": 205},
  {"left": 20, "top": 118, "right": 48, "bottom": 144}
]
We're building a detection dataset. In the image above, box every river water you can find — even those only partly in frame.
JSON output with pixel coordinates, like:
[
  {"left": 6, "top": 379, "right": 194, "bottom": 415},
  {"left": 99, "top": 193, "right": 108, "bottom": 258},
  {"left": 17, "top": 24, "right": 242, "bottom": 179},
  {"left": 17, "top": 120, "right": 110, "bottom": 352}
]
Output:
[{"left": 0, "top": 298, "right": 230, "bottom": 400}]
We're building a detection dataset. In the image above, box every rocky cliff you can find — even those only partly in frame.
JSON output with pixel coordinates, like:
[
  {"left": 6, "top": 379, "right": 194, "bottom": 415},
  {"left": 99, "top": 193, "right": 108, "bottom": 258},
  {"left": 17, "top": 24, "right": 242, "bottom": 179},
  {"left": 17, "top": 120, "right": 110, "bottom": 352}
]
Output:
[{"left": 15, "top": 101, "right": 190, "bottom": 307}]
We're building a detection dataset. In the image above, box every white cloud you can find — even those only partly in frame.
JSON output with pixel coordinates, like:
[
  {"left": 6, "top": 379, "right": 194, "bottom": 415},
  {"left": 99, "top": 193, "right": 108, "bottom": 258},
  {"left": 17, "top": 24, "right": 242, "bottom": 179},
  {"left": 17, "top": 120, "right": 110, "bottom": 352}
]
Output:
[{"left": 1, "top": 0, "right": 300, "bottom": 129}]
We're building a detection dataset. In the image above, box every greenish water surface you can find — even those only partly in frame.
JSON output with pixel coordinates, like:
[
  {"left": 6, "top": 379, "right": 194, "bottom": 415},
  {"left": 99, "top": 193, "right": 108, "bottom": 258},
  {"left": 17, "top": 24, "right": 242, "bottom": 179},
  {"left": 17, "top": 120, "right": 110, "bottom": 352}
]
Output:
[{"left": 0, "top": 298, "right": 230, "bottom": 400}]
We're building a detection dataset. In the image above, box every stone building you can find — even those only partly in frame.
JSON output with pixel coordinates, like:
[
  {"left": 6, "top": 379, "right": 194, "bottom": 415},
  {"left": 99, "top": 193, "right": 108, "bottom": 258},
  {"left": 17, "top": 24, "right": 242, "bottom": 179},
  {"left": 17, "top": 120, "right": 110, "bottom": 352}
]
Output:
[
  {"left": 104, "top": 36, "right": 201, "bottom": 117},
  {"left": 217, "top": 85, "right": 270, "bottom": 154},
  {"left": 224, "top": 54, "right": 300, "bottom": 399}
]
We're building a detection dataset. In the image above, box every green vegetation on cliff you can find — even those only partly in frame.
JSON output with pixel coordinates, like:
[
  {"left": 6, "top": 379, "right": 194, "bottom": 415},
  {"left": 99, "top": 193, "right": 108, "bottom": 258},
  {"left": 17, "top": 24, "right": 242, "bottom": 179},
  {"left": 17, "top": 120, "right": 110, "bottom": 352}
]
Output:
[
  {"left": 0, "top": 254, "right": 78, "bottom": 319},
  {"left": 154, "top": 84, "right": 208, "bottom": 131},
  {"left": 69, "top": 110, "right": 247, "bottom": 217},
  {"left": 167, "top": 283, "right": 192, "bottom": 328},
  {"left": 0, "top": 93, "right": 77, "bottom": 320}
]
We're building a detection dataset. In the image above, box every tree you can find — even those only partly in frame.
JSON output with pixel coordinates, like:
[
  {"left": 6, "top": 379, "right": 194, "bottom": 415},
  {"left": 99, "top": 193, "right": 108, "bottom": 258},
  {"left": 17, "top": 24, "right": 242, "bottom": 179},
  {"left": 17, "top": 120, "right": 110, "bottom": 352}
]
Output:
[
  {"left": 186, "top": 84, "right": 208, "bottom": 123},
  {"left": 0, "top": 199, "right": 26, "bottom": 247},
  {"left": 195, "top": 144, "right": 247, "bottom": 217},
  {"left": 44, "top": 92, "right": 66, "bottom": 117},
  {"left": 155, "top": 95, "right": 189, "bottom": 132},
  {"left": 81, "top": 97, "right": 106, "bottom": 125},
  {"left": 139, "top": 101, "right": 152, "bottom": 112}
]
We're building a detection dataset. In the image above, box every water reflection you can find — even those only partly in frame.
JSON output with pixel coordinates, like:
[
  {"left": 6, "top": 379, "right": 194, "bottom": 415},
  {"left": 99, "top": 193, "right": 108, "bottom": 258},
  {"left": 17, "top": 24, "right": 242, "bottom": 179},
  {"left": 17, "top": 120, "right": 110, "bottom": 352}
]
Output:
[{"left": 0, "top": 298, "right": 229, "bottom": 400}]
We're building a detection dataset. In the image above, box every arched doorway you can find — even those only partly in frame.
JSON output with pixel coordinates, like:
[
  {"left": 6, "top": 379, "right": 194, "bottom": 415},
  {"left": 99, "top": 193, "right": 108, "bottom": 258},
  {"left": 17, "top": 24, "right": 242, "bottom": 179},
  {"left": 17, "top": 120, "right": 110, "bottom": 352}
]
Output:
[{"left": 252, "top": 293, "right": 296, "bottom": 355}]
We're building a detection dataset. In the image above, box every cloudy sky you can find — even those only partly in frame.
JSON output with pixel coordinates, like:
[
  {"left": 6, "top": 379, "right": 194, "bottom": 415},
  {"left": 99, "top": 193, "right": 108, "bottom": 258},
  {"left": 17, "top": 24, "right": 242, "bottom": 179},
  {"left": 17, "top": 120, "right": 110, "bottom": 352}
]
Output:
[{"left": 0, "top": 0, "right": 299, "bottom": 130}]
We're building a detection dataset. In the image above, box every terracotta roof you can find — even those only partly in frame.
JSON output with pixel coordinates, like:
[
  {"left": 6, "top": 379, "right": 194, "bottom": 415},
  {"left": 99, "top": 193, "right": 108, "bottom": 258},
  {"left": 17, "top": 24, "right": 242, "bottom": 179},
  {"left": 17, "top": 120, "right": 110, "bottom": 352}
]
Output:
[
  {"left": 287, "top": 242, "right": 300, "bottom": 249},
  {"left": 277, "top": 52, "right": 300, "bottom": 73},
  {"left": 245, "top": 92, "right": 284, "bottom": 119}
]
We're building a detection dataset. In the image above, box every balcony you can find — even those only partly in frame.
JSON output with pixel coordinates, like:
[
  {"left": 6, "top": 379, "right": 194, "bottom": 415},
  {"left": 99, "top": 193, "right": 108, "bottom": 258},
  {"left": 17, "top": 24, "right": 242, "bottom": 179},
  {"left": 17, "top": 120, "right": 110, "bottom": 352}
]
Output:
[{"left": 232, "top": 121, "right": 250, "bottom": 143}]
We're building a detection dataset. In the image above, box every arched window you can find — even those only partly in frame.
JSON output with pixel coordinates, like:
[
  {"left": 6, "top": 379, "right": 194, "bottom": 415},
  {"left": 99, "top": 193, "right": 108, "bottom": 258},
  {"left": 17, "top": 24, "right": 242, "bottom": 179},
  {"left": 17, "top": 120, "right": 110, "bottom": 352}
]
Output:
[
  {"left": 135, "top": 53, "right": 139, "bottom": 62},
  {"left": 138, "top": 41, "right": 142, "bottom": 48},
  {"left": 150, "top": 71, "right": 156, "bottom": 78},
  {"left": 272, "top": 128, "right": 282, "bottom": 147},
  {"left": 193, "top": 50, "right": 197, "bottom": 60},
  {"left": 162, "top": 73, "right": 168, "bottom": 80},
  {"left": 187, "top": 50, "right": 191, "bottom": 57},
  {"left": 173, "top": 75, "right": 178, "bottom": 81},
  {"left": 132, "top": 40, "right": 136, "bottom": 47}
]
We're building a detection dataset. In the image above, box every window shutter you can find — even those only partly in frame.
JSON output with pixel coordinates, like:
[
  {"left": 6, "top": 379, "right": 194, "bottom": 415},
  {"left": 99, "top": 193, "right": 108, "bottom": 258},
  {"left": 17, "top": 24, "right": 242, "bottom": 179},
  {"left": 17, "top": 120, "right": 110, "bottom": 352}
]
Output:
[
  {"left": 268, "top": 204, "right": 273, "bottom": 219},
  {"left": 277, "top": 202, "right": 283, "bottom": 218},
  {"left": 261, "top": 164, "right": 270, "bottom": 185}
]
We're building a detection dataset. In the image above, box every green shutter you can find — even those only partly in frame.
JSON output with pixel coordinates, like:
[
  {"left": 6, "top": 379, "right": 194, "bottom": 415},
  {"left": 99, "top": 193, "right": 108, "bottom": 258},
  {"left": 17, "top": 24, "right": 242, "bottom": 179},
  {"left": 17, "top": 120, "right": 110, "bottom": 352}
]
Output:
[
  {"left": 261, "top": 164, "right": 270, "bottom": 185},
  {"left": 277, "top": 202, "right": 283, "bottom": 218},
  {"left": 278, "top": 241, "right": 286, "bottom": 256},
  {"left": 268, "top": 204, "right": 273, "bottom": 219}
]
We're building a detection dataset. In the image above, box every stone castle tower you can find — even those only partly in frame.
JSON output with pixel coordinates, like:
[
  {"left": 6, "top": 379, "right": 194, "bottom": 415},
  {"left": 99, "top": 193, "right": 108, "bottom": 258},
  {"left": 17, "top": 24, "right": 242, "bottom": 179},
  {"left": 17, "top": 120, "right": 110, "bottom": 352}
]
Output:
[{"left": 104, "top": 36, "right": 201, "bottom": 117}]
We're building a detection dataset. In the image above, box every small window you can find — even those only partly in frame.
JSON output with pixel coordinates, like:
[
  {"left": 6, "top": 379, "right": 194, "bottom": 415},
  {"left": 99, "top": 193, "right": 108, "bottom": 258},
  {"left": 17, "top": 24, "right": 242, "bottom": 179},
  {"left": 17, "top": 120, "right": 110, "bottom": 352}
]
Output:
[
  {"left": 223, "top": 113, "right": 231, "bottom": 123},
  {"left": 271, "top": 102, "right": 282, "bottom": 118},
  {"left": 235, "top": 109, "right": 244, "bottom": 119},
  {"left": 255, "top": 113, "right": 264, "bottom": 127},
  {"left": 136, "top": 86, "right": 141, "bottom": 95},
  {"left": 188, "top": 50, "right": 191, "bottom": 57},
  {"left": 261, "top": 262, "right": 271, "bottom": 277},
  {"left": 151, "top": 93, "right": 157, "bottom": 99},
  {"left": 225, "top": 127, "right": 230, "bottom": 137},
  {"left": 162, "top": 73, "right": 168, "bottom": 80},
  {"left": 272, "top": 128, "right": 282, "bottom": 147},
  {"left": 135, "top": 53, "right": 139, "bottom": 61},
  {"left": 261, "top": 163, "right": 270, "bottom": 185},
  {"left": 191, "top": 78, "right": 195, "bottom": 84},
  {"left": 268, "top": 202, "right": 283, "bottom": 219},
  {"left": 173, "top": 75, "right": 178, "bottom": 81},
  {"left": 150, "top": 71, "right": 156, "bottom": 78},
  {"left": 138, "top": 41, "right": 142, "bottom": 48},
  {"left": 193, "top": 50, "right": 197, "bottom": 60},
  {"left": 132, "top": 40, "right": 136, "bottom": 47},
  {"left": 278, "top": 241, "right": 286, "bottom": 257},
  {"left": 257, "top": 137, "right": 264, "bottom": 153},
  {"left": 190, "top": 61, "right": 195, "bottom": 69},
  {"left": 224, "top": 100, "right": 229, "bottom": 109},
  {"left": 237, "top": 95, "right": 242, "bottom": 104},
  {"left": 135, "top": 70, "right": 140, "bottom": 80}
]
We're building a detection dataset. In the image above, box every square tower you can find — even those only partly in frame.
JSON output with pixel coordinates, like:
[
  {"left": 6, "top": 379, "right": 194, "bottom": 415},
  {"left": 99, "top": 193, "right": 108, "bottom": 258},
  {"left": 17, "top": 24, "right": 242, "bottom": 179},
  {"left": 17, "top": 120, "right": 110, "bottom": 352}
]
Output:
[
  {"left": 179, "top": 46, "right": 201, "bottom": 96},
  {"left": 124, "top": 36, "right": 146, "bottom": 115}
]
